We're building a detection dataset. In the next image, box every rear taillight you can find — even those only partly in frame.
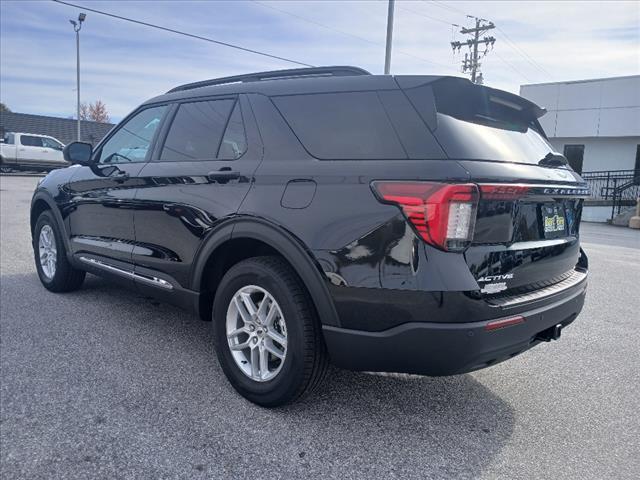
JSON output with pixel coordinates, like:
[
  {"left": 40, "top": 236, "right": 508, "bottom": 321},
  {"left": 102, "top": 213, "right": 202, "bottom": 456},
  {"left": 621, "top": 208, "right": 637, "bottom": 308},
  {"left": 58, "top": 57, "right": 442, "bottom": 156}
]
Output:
[{"left": 371, "top": 182, "right": 479, "bottom": 252}]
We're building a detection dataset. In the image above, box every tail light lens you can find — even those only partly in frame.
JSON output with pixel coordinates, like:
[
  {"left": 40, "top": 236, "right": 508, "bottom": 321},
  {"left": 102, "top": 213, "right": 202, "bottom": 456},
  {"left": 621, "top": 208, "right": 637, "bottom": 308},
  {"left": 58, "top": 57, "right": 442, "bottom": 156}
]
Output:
[{"left": 371, "top": 182, "right": 479, "bottom": 252}]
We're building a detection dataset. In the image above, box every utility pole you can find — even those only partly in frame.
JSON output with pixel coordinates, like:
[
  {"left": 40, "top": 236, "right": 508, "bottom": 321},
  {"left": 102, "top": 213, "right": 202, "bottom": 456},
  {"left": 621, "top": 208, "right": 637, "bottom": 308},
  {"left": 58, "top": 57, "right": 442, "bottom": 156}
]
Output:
[
  {"left": 451, "top": 16, "right": 495, "bottom": 84},
  {"left": 384, "top": 0, "right": 395, "bottom": 74},
  {"left": 69, "top": 13, "right": 86, "bottom": 141}
]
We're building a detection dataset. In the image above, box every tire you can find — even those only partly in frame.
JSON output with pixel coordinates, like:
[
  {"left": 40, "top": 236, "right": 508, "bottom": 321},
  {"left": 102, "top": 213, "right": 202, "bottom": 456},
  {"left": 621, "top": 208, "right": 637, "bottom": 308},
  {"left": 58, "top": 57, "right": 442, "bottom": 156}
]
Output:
[
  {"left": 212, "top": 256, "right": 328, "bottom": 407},
  {"left": 33, "top": 210, "right": 85, "bottom": 292}
]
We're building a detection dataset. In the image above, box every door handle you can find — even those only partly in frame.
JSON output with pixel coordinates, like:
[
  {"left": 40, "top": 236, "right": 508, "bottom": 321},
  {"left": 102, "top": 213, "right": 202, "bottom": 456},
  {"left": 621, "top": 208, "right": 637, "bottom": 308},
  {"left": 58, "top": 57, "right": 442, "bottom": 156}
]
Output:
[
  {"left": 112, "top": 171, "right": 130, "bottom": 183},
  {"left": 207, "top": 169, "right": 240, "bottom": 182}
]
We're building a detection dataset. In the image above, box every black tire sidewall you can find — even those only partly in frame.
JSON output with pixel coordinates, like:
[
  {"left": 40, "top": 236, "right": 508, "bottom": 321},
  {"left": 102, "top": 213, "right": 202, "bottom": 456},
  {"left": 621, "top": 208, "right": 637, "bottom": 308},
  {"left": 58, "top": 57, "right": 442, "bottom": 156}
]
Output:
[{"left": 212, "top": 260, "right": 309, "bottom": 406}]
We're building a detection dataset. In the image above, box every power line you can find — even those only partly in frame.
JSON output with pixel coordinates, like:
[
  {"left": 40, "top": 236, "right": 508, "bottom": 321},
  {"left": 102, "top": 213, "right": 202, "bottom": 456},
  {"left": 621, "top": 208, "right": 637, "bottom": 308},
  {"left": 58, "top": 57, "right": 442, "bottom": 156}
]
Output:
[
  {"left": 397, "top": 5, "right": 459, "bottom": 27},
  {"left": 50, "top": 0, "right": 314, "bottom": 67},
  {"left": 495, "top": 25, "right": 553, "bottom": 79},
  {"left": 493, "top": 51, "right": 534, "bottom": 83},
  {"left": 423, "top": 0, "right": 466, "bottom": 16},
  {"left": 252, "top": 1, "right": 459, "bottom": 72}
]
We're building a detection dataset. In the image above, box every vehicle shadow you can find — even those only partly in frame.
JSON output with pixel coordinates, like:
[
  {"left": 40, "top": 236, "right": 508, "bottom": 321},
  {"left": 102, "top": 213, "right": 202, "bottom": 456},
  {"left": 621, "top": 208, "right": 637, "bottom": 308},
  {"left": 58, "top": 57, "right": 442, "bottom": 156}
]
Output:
[{"left": 2, "top": 273, "right": 515, "bottom": 479}]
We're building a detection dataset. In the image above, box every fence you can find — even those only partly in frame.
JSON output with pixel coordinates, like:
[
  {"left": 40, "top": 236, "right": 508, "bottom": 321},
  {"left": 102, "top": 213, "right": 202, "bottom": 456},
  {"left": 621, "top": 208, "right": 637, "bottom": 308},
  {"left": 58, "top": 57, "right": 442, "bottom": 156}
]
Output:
[{"left": 581, "top": 169, "right": 640, "bottom": 218}]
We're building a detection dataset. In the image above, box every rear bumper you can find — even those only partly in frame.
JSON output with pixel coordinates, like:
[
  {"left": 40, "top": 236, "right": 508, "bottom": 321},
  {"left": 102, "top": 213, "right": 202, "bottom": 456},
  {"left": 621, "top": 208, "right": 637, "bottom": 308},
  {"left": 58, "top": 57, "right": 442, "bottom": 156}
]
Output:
[{"left": 323, "top": 276, "right": 587, "bottom": 376}]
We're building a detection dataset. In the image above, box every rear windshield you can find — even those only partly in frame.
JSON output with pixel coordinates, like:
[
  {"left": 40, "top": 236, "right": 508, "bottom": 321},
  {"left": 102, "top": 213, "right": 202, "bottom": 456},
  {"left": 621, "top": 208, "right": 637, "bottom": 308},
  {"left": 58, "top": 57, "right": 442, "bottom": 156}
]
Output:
[{"left": 406, "top": 78, "right": 558, "bottom": 164}]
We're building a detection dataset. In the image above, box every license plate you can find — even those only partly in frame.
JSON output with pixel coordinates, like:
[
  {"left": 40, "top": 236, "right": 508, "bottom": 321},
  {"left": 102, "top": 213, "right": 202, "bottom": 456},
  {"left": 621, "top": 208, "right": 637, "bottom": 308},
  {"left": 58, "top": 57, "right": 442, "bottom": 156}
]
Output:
[{"left": 542, "top": 204, "right": 566, "bottom": 238}]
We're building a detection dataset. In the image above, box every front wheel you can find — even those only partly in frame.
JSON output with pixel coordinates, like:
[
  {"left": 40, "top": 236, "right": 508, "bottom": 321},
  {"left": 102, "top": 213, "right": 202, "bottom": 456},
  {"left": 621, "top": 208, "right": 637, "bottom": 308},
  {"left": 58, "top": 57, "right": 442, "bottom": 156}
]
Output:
[
  {"left": 33, "top": 211, "right": 85, "bottom": 292},
  {"left": 212, "top": 256, "right": 328, "bottom": 407}
]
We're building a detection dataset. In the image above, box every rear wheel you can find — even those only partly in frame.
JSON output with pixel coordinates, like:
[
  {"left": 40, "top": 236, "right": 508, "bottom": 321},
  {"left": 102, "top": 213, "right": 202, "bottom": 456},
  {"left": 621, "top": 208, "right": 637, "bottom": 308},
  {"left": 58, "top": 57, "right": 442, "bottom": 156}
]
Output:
[
  {"left": 33, "top": 211, "right": 85, "bottom": 292},
  {"left": 212, "top": 256, "right": 328, "bottom": 407}
]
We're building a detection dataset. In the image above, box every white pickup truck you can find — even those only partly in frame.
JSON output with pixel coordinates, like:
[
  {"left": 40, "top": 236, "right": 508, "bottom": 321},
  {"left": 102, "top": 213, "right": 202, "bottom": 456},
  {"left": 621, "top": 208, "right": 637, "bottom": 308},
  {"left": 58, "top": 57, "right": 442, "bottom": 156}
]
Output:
[{"left": 0, "top": 132, "right": 69, "bottom": 173}]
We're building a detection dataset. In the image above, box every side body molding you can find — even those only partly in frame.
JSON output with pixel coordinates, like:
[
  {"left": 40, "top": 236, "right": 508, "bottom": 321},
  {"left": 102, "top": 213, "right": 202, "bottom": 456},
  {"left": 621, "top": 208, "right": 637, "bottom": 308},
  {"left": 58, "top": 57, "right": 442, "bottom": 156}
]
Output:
[{"left": 190, "top": 216, "right": 341, "bottom": 327}]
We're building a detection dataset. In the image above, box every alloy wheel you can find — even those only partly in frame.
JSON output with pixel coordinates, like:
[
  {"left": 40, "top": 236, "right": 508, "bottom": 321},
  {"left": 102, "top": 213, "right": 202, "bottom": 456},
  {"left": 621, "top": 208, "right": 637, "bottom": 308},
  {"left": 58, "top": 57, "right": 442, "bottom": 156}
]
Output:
[
  {"left": 226, "top": 285, "right": 287, "bottom": 382},
  {"left": 38, "top": 224, "right": 57, "bottom": 279}
]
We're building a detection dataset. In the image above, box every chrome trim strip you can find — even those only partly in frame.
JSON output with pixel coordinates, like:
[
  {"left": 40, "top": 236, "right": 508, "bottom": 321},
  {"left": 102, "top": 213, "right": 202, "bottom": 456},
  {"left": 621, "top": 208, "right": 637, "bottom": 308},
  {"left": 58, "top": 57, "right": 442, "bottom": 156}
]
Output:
[
  {"left": 487, "top": 269, "right": 587, "bottom": 307},
  {"left": 506, "top": 237, "right": 575, "bottom": 250},
  {"left": 78, "top": 256, "right": 173, "bottom": 290}
]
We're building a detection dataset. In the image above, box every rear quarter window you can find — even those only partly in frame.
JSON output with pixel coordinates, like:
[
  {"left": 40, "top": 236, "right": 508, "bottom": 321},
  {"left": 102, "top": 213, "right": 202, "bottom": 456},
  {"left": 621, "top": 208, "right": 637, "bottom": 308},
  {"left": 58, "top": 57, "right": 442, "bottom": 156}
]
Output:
[{"left": 272, "top": 92, "right": 407, "bottom": 160}]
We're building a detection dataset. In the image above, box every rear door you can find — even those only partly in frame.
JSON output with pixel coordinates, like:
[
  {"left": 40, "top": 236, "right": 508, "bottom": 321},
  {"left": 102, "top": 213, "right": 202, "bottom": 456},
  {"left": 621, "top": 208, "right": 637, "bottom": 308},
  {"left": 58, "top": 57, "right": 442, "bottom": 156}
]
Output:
[
  {"left": 17, "top": 134, "right": 47, "bottom": 165},
  {"left": 131, "top": 94, "right": 263, "bottom": 289},
  {"left": 399, "top": 76, "right": 589, "bottom": 296}
]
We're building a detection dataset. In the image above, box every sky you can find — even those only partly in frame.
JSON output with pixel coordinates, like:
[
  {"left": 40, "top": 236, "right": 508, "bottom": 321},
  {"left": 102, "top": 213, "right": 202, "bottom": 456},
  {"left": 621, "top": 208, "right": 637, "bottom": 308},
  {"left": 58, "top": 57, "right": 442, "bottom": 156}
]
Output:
[{"left": 1, "top": 0, "right": 638, "bottom": 122}]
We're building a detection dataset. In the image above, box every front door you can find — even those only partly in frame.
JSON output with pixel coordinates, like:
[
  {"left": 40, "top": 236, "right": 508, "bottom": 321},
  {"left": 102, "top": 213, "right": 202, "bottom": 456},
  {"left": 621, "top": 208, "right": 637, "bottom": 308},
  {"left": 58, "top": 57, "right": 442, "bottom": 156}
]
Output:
[
  {"left": 65, "top": 104, "right": 168, "bottom": 266},
  {"left": 40, "top": 137, "right": 66, "bottom": 167},
  {"left": 131, "top": 95, "right": 262, "bottom": 289}
]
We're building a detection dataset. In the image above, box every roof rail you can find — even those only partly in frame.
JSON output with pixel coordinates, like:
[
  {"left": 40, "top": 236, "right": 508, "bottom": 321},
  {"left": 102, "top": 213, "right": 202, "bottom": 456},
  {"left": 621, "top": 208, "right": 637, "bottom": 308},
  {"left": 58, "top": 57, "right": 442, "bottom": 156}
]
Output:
[{"left": 167, "top": 66, "right": 371, "bottom": 93}]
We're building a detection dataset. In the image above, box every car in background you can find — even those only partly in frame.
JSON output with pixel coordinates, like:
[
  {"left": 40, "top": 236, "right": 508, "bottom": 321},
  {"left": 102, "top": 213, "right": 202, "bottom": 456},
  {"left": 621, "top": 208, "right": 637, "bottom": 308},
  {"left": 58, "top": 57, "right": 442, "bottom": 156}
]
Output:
[{"left": 1, "top": 132, "right": 68, "bottom": 173}]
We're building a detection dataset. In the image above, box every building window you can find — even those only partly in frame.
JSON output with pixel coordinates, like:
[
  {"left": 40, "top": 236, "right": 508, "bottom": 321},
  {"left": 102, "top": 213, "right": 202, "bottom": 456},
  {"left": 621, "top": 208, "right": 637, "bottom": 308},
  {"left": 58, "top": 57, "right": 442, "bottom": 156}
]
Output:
[{"left": 563, "top": 144, "right": 585, "bottom": 174}]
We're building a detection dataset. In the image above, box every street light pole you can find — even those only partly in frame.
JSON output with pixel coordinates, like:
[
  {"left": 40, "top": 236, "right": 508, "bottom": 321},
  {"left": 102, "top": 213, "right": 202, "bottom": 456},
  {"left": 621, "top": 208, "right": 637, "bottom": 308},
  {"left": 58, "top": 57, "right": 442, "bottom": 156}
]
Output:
[
  {"left": 69, "top": 13, "right": 86, "bottom": 142},
  {"left": 384, "top": 0, "right": 395, "bottom": 74}
]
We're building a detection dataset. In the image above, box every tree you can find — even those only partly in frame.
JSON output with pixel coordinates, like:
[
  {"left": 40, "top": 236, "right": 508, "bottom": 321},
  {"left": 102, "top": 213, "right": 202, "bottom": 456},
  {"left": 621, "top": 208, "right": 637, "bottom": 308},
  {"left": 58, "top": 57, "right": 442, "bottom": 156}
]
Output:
[
  {"left": 0, "top": 102, "right": 11, "bottom": 113},
  {"left": 77, "top": 100, "right": 111, "bottom": 123}
]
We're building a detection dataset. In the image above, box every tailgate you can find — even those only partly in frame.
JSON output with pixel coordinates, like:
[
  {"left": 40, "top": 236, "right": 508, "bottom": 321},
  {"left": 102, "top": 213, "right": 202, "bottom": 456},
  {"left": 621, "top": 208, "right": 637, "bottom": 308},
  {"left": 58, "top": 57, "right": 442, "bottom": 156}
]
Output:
[{"left": 462, "top": 164, "right": 589, "bottom": 296}]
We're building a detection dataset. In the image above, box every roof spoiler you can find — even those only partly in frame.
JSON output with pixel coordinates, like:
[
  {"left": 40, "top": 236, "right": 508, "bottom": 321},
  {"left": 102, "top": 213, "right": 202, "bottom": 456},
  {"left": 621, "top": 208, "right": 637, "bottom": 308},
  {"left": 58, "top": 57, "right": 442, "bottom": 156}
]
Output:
[{"left": 395, "top": 75, "right": 547, "bottom": 119}]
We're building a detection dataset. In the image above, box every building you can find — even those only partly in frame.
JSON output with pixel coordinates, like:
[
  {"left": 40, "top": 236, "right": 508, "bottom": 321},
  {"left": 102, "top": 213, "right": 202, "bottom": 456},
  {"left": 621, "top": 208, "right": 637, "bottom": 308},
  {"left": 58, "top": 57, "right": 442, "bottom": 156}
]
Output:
[
  {"left": 0, "top": 111, "right": 114, "bottom": 146},
  {"left": 520, "top": 75, "right": 640, "bottom": 222}
]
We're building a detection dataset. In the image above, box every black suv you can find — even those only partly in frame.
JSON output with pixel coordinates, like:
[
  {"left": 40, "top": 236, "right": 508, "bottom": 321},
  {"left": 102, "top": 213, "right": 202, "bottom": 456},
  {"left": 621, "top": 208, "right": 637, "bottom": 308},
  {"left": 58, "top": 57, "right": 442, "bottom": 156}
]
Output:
[{"left": 31, "top": 66, "right": 589, "bottom": 406}]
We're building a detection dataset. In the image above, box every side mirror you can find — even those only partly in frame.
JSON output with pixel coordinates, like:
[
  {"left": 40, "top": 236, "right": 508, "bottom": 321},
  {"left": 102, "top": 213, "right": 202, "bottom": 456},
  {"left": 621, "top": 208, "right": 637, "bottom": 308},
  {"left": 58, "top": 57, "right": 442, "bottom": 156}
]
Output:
[{"left": 63, "top": 141, "right": 93, "bottom": 165}]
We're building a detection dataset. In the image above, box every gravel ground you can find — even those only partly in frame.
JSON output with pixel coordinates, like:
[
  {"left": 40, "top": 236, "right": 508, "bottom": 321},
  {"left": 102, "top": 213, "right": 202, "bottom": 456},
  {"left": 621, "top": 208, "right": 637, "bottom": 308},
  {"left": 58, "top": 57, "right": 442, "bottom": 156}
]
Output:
[{"left": 1, "top": 175, "right": 639, "bottom": 479}]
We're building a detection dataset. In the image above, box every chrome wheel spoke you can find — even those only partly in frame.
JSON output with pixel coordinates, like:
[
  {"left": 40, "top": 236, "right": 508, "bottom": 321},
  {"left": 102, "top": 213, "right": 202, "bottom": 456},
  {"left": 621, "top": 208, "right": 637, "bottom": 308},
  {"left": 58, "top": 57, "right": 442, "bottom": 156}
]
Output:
[
  {"left": 264, "top": 340, "right": 285, "bottom": 359},
  {"left": 256, "top": 296, "right": 270, "bottom": 323},
  {"left": 227, "top": 326, "right": 247, "bottom": 339},
  {"left": 267, "top": 329, "right": 286, "bottom": 347},
  {"left": 259, "top": 346, "right": 269, "bottom": 379},
  {"left": 233, "top": 297, "right": 252, "bottom": 325},
  {"left": 230, "top": 339, "right": 251, "bottom": 351},
  {"left": 264, "top": 302, "right": 278, "bottom": 327},
  {"left": 250, "top": 346, "right": 260, "bottom": 379},
  {"left": 240, "top": 292, "right": 258, "bottom": 317}
]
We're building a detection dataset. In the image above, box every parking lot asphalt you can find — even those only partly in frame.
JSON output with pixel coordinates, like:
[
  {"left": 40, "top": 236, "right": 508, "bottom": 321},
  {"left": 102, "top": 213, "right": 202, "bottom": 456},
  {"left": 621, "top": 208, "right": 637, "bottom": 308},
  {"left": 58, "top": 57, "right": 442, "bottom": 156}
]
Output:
[{"left": 1, "top": 175, "right": 639, "bottom": 479}]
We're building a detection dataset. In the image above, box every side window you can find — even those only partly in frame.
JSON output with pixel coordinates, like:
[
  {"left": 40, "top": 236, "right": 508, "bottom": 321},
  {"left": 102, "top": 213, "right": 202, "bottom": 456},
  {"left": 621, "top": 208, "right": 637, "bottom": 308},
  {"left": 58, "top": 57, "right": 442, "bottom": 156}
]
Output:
[
  {"left": 3, "top": 133, "right": 15, "bottom": 145},
  {"left": 160, "top": 99, "right": 235, "bottom": 161},
  {"left": 98, "top": 105, "right": 166, "bottom": 164},
  {"left": 272, "top": 91, "right": 407, "bottom": 160},
  {"left": 218, "top": 101, "right": 247, "bottom": 160},
  {"left": 20, "top": 135, "right": 43, "bottom": 147},
  {"left": 42, "top": 137, "right": 63, "bottom": 150}
]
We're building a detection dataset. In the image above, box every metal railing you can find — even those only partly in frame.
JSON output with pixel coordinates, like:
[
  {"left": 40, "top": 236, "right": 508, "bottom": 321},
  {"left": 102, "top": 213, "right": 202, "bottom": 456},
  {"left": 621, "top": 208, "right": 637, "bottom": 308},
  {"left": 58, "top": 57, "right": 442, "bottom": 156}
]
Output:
[{"left": 581, "top": 169, "right": 640, "bottom": 218}]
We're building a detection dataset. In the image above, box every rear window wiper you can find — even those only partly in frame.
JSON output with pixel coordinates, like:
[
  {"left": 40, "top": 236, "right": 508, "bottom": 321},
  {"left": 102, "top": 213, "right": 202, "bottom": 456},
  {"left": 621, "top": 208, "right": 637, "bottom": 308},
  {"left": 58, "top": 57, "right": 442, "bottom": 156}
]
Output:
[{"left": 539, "top": 153, "right": 568, "bottom": 168}]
